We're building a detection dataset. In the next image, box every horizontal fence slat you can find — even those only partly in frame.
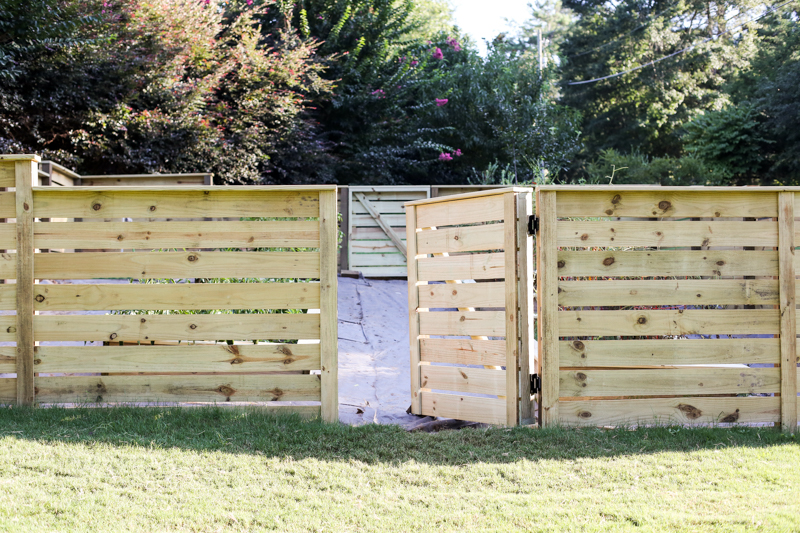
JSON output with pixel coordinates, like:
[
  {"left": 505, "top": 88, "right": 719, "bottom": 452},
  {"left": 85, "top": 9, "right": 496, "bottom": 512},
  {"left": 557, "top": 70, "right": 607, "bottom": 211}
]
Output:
[
  {"left": 557, "top": 220, "right": 778, "bottom": 248},
  {"left": 0, "top": 316, "right": 15, "bottom": 341},
  {"left": 0, "top": 191, "right": 14, "bottom": 218},
  {"left": 0, "top": 253, "right": 14, "bottom": 279},
  {"left": 34, "top": 221, "right": 320, "bottom": 249},
  {"left": 416, "top": 194, "right": 505, "bottom": 228},
  {"left": 558, "top": 250, "right": 778, "bottom": 277},
  {"left": 32, "top": 283, "right": 318, "bottom": 311},
  {"left": 0, "top": 347, "right": 13, "bottom": 368},
  {"left": 350, "top": 240, "right": 405, "bottom": 254},
  {"left": 350, "top": 253, "right": 405, "bottom": 267},
  {"left": 350, "top": 214, "right": 406, "bottom": 228},
  {"left": 555, "top": 191, "right": 778, "bottom": 218},
  {"left": 558, "top": 397, "right": 780, "bottom": 426},
  {"left": 0, "top": 378, "right": 14, "bottom": 403},
  {"left": 418, "top": 281, "right": 506, "bottom": 308},
  {"left": 33, "top": 314, "right": 320, "bottom": 342},
  {"left": 351, "top": 227, "right": 408, "bottom": 240},
  {"left": 351, "top": 266, "right": 408, "bottom": 277},
  {"left": 34, "top": 251, "right": 321, "bottom": 280},
  {"left": 559, "top": 309, "right": 779, "bottom": 336},
  {"left": 0, "top": 285, "right": 14, "bottom": 310},
  {"left": 417, "top": 253, "right": 505, "bottom": 281},
  {"left": 419, "top": 338, "right": 506, "bottom": 366},
  {"left": 559, "top": 279, "right": 779, "bottom": 306},
  {"left": 349, "top": 190, "right": 428, "bottom": 201},
  {"left": 351, "top": 201, "right": 409, "bottom": 215},
  {"left": 416, "top": 223, "right": 505, "bottom": 255},
  {"left": 418, "top": 311, "right": 505, "bottom": 336},
  {"left": 420, "top": 391, "right": 507, "bottom": 425},
  {"left": 560, "top": 368, "right": 780, "bottom": 397},
  {"left": 0, "top": 224, "right": 15, "bottom": 248},
  {"left": 35, "top": 344, "right": 320, "bottom": 373},
  {"left": 421, "top": 365, "right": 506, "bottom": 396},
  {"left": 33, "top": 189, "right": 321, "bottom": 219},
  {"left": 560, "top": 338, "right": 780, "bottom": 367},
  {"left": 0, "top": 165, "right": 14, "bottom": 187},
  {"left": 34, "top": 374, "right": 321, "bottom": 403}
]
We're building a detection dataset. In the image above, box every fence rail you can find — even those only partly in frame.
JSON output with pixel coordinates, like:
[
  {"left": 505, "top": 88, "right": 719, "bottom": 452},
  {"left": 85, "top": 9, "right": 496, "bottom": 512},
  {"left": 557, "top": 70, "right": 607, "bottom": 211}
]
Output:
[{"left": 0, "top": 155, "right": 338, "bottom": 422}]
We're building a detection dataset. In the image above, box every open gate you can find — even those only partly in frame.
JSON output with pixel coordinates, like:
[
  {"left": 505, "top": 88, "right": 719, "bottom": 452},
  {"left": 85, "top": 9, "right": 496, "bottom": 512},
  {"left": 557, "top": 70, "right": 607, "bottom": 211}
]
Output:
[{"left": 406, "top": 188, "right": 535, "bottom": 426}]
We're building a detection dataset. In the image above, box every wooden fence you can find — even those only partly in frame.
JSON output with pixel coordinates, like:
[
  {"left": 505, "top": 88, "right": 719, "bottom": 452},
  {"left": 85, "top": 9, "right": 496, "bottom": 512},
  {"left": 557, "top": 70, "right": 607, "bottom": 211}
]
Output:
[
  {"left": 0, "top": 155, "right": 338, "bottom": 422},
  {"left": 406, "top": 188, "right": 534, "bottom": 425},
  {"left": 537, "top": 186, "right": 799, "bottom": 431}
]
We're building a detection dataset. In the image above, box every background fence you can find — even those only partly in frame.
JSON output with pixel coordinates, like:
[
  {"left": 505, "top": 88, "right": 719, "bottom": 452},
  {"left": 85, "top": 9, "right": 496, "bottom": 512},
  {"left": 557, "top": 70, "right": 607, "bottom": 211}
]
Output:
[
  {"left": 406, "top": 188, "right": 534, "bottom": 426},
  {"left": 537, "top": 186, "right": 799, "bottom": 430},
  {"left": 0, "top": 155, "right": 338, "bottom": 422}
]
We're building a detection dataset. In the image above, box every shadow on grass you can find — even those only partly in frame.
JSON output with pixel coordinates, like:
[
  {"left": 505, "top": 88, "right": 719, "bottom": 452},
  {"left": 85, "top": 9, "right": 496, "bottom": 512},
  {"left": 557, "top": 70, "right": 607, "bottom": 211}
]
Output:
[{"left": 0, "top": 405, "right": 796, "bottom": 465}]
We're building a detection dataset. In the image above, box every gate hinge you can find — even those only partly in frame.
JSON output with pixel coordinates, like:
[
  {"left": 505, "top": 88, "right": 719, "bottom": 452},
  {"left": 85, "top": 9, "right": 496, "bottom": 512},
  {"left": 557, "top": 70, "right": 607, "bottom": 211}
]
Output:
[
  {"left": 530, "top": 373, "right": 540, "bottom": 395},
  {"left": 527, "top": 215, "right": 539, "bottom": 235}
]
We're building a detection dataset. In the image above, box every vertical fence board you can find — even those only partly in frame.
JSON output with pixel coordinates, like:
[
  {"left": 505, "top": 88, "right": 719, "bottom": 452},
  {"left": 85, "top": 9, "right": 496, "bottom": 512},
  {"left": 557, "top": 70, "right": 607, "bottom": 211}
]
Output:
[
  {"left": 319, "top": 189, "right": 338, "bottom": 423},
  {"left": 339, "top": 186, "right": 349, "bottom": 272},
  {"left": 517, "top": 191, "right": 534, "bottom": 424},
  {"left": 15, "top": 157, "right": 37, "bottom": 405},
  {"left": 504, "top": 193, "right": 519, "bottom": 425},
  {"left": 779, "top": 191, "right": 797, "bottom": 430},
  {"left": 407, "top": 205, "right": 422, "bottom": 415},
  {"left": 537, "top": 190, "right": 558, "bottom": 427}
]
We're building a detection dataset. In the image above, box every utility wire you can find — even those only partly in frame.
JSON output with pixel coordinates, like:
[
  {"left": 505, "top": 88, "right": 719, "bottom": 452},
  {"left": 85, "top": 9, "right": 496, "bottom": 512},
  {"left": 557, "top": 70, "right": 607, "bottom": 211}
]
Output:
[{"left": 567, "top": 0, "right": 797, "bottom": 85}]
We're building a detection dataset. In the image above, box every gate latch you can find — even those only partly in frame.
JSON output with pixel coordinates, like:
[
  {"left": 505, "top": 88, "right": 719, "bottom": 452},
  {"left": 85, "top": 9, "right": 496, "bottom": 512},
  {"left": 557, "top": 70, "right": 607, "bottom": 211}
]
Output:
[
  {"left": 530, "top": 373, "right": 540, "bottom": 394},
  {"left": 527, "top": 215, "right": 539, "bottom": 235}
]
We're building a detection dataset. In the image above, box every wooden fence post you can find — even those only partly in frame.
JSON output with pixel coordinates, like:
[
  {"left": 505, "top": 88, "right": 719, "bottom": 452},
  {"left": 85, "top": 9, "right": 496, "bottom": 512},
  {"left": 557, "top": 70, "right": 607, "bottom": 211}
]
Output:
[
  {"left": 319, "top": 189, "right": 339, "bottom": 423},
  {"left": 14, "top": 156, "right": 38, "bottom": 406},
  {"left": 338, "top": 186, "right": 348, "bottom": 272},
  {"left": 406, "top": 204, "right": 422, "bottom": 415},
  {"left": 517, "top": 191, "right": 534, "bottom": 424},
  {"left": 504, "top": 192, "right": 519, "bottom": 425},
  {"left": 536, "top": 189, "right": 558, "bottom": 427},
  {"left": 778, "top": 191, "right": 797, "bottom": 431}
]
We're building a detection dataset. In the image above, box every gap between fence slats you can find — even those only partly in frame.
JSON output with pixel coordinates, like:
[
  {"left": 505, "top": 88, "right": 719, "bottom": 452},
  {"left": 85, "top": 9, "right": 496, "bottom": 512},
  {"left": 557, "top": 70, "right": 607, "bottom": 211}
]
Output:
[
  {"left": 419, "top": 338, "right": 506, "bottom": 366},
  {"left": 416, "top": 223, "right": 505, "bottom": 255},
  {"left": 558, "top": 279, "right": 779, "bottom": 306},
  {"left": 555, "top": 190, "right": 778, "bottom": 218},
  {"left": 32, "top": 283, "right": 317, "bottom": 311},
  {"left": 559, "top": 308, "right": 779, "bottom": 336},
  {"left": 420, "top": 365, "right": 506, "bottom": 396},
  {"left": 560, "top": 338, "right": 780, "bottom": 367},
  {"left": 33, "top": 189, "right": 321, "bottom": 219},
  {"left": 33, "top": 251, "right": 321, "bottom": 280},
  {"left": 418, "top": 311, "right": 505, "bottom": 337},
  {"left": 557, "top": 250, "right": 778, "bottom": 277},
  {"left": 34, "top": 374, "right": 321, "bottom": 403},
  {"left": 559, "top": 367, "right": 780, "bottom": 397},
  {"left": 418, "top": 281, "right": 505, "bottom": 308},
  {"left": 34, "top": 344, "right": 320, "bottom": 373},
  {"left": 420, "top": 391, "right": 507, "bottom": 425},
  {"left": 34, "top": 221, "right": 320, "bottom": 249},
  {"left": 417, "top": 252, "right": 505, "bottom": 281},
  {"left": 557, "top": 220, "right": 778, "bottom": 248},
  {"left": 31, "top": 313, "right": 320, "bottom": 342},
  {"left": 558, "top": 397, "right": 780, "bottom": 427},
  {"left": 416, "top": 194, "right": 505, "bottom": 228}
]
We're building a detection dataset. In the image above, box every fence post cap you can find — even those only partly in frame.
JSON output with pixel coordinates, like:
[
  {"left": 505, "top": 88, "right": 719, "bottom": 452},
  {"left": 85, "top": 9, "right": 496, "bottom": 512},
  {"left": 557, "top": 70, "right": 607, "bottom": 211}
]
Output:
[{"left": 0, "top": 154, "right": 41, "bottom": 162}]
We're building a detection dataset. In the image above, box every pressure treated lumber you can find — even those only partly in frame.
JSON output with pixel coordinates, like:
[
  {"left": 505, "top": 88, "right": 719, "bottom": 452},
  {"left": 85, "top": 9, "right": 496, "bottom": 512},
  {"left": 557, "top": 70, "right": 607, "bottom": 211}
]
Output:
[
  {"left": 417, "top": 252, "right": 505, "bottom": 281},
  {"left": 0, "top": 165, "right": 13, "bottom": 187},
  {"left": 778, "top": 191, "right": 797, "bottom": 431},
  {"left": 34, "top": 374, "right": 321, "bottom": 403},
  {"left": 503, "top": 192, "right": 518, "bottom": 425},
  {"left": 0, "top": 224, "right": 14, "bottom": 248},
  {"left": 559, "top": 367, "right": 780, "bottom": 397},
  {"left": 0, "top": 192, "right": 14, "bottom": 218},
  {"left": 557, "top": 250, "right": 778, "bottom": 277},
  {"left": 33, "top": 313, "right": 320, "bottom": 342},
  {"left": 34, "top": 220, "right": 320, "bottom": 249},
  {"left": 353, "top": 192, "right": 407, "bottom": 258},
  {"left": 420, "top": 365, "right": 506, "bottom": 396},
  {"left": 420, "top": 391, "right": 507, "bottom": 425},
  {"left": 559, "top": 308, "right": 779, "bottom": 336},
  {"left": 318, "top": 189, "right": 338, "bottom": 423},
  {"left": 558, "top": 279, "right": 779, "bottom": 306},
  {"left": 558, "top": 397, "right": 780, "bottom": 427},
  {"left": 0, "top": 347, "right": 13, "bottom": 368},
  {"left": 15, "top": 157, "right": 36, "bottom": 406},
  {"left": 418, "top": 311, "right": 505, "bottom": 336},
  {"left": 560, "top": 338, "right": 780, "bottom": 367},
  {"left": 516, "top": 190, "right": 534, "bottom": 423},
  {"left": 557, "top": 220, "right": 778, "bottom": 248},
  {"left": 415, "top": 193, "right": 506, "bottom": 228},
  {"left": 418, "top": 281, "right": 505, "bottom": 308},
  {"left": 537, "top": 189, "right": 559, "bottom": 426},
  {"left": 416, "top": 223, "right": 505, "bottom": 255},
  {"left": 33, "top": 189, "right": 322, "bottom": 219},
  {"left": 553, "top": 190, "right": 777, "bottom": 218},
  {"left": 33, "top": 251, "right": 321, "bottom": 280},
  {"left": 31, "top": 283, "right": 318, "bottom": 311},
  {"left": 0, "top": 379, "right": 14, "bottom": 403},
  {"left": 34, "top": 344, "right": 320, "bottom": 373},
  {"left": 407, "top": 204, "right": 423, "bottom": 414},
  {"left": 419, "top": 338, "right": 506, "bottom": 366}
]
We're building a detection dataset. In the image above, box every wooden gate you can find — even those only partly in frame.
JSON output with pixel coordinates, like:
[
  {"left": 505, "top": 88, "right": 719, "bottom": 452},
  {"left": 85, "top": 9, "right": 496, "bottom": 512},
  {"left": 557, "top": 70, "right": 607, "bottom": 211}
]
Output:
[
  {"left": 406, "top": 188, "right": 534, "bottom": 425},
  {"left": 536, "top": 185, "right": 799, "bottom": 431}
]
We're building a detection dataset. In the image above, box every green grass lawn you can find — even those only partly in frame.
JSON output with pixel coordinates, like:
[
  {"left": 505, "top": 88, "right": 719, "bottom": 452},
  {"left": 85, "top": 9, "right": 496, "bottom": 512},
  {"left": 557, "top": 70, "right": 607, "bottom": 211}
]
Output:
[{"left": 0, "top": 407, "right": 797, "bottom": 532}]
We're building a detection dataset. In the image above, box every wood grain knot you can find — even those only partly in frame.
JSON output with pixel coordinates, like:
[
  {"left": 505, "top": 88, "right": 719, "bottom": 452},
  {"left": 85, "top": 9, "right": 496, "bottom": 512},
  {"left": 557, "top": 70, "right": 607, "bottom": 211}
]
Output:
[
  {"left": 109, "top": 333, "right": 117, "bottom": 340},
  {"left": 611, "top": 194, "right": 621, "bottom": 205},
  {"left": 278, "top": 346, "right": 293, "bottom": 356},
  {"left": 189, "top": 324, "right": 197, "bottom": 329},
  {"left": 459, "top": 315, "right": 466, "bottom": 322},
  {"left": 580, "top": 234, "right": 589, "bottom": 241},
  {"left": 678, "top": 403, "right": 702, "bottom": 419},
  {"left": 283, "top": 358, "right": 294, "bottom": 365},
  {"left": 716, "top": 260, "right": 725, "bottom": 266},
  {"left": 720, "top": 409, "right": 740, "bottom": 423},
  {"left": 117, "top": 235, "right": 124, "bottom": 241},
  {"left": 140, "top": 318, "right": 146, "bottom": 323},
  {"left": 572, "top": 340, "right": 584, "bottom": 350},
  {"left": 605, "top": 209, "right": 614, "bottom": 216},
  {"left": 452, "top": 289, "right": 457, "bottom": 296},
  {"left": 453, "top": 235, "right": 459, "bottom": 241},
  {"left": 187, "top": 255, "right": 198, "bottom": 262},
  {"left": 602, "top": 257, "right": 615, "bottom": 266},
  {"left": 575, "top": 372, "right": 587, "bottom": 381},
  {"left": 23, "top": 202, "right": 29, "bottom": 211},
  {"left": 637, "top": 316, "right": 647, "bottom": 325},
  {"left": 149, "top": 205, "right": 157, "bottom": 212},
  {"left": 216, "top": 385, "right": 236, "bottom": 396},
  {"left": 34, "top": 294, "right": 45, "bottom": 303},
  {"left": 557, "top": 260, "right": 565, "bottom": 269},
  {"left": 92, "top": 203, "right": 102, "bottom": 211},
  {"left": 230, "top": 358, "right": 243, "bottom": 365},
  {"left": 658, "top": 200, "right": 672, "bottom": 211},
  {"left": 578, "top": 411, "right": 592, "bottom": 418}
]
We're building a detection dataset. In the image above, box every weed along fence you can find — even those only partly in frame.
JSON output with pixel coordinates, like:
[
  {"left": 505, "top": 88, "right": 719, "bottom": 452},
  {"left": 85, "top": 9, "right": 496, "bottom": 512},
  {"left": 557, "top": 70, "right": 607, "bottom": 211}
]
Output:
[
  {"left": 536, "top": 186, "right": 799, "bottom": 430},
  {"left": 406, "top": 188, "right": 535, "bottom": 426},
  {"left": 0, "top": 155, "right": 338, "bottom": 422}
]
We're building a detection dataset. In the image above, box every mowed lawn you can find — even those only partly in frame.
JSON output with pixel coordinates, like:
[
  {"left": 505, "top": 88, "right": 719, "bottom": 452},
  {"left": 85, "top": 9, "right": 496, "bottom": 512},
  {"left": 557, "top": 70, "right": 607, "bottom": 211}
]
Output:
[{"left": 0, "top": 407, "right": 797, "bottom": 532}]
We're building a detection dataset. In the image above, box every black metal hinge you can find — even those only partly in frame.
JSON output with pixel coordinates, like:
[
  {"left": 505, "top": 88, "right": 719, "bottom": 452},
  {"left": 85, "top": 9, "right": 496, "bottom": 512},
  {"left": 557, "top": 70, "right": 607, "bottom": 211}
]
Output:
[
  {"left": 530, "top": 374, "right": 540, "bottom": 394},
  {"left": 527, "top": 215, "right": 539, "bottom": 235}
]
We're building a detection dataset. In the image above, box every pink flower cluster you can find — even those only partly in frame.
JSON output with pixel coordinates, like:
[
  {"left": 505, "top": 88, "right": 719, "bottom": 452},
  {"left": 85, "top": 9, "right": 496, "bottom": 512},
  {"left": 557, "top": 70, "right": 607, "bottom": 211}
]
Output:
[
  {"left": 432, "top": 47, "right": 444, "bottom": 60},
  {"left": 447, "top": 37, "right": 462, "bottom": 52},
  {"left": 439, "top": 149, "right": 462, "bottom": 161},
  {"left": 371, "top": 89, "right": 386, "bottom": 99},
  {"left": 435, "top": 98, "right": 448, "bottom": 107}
]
